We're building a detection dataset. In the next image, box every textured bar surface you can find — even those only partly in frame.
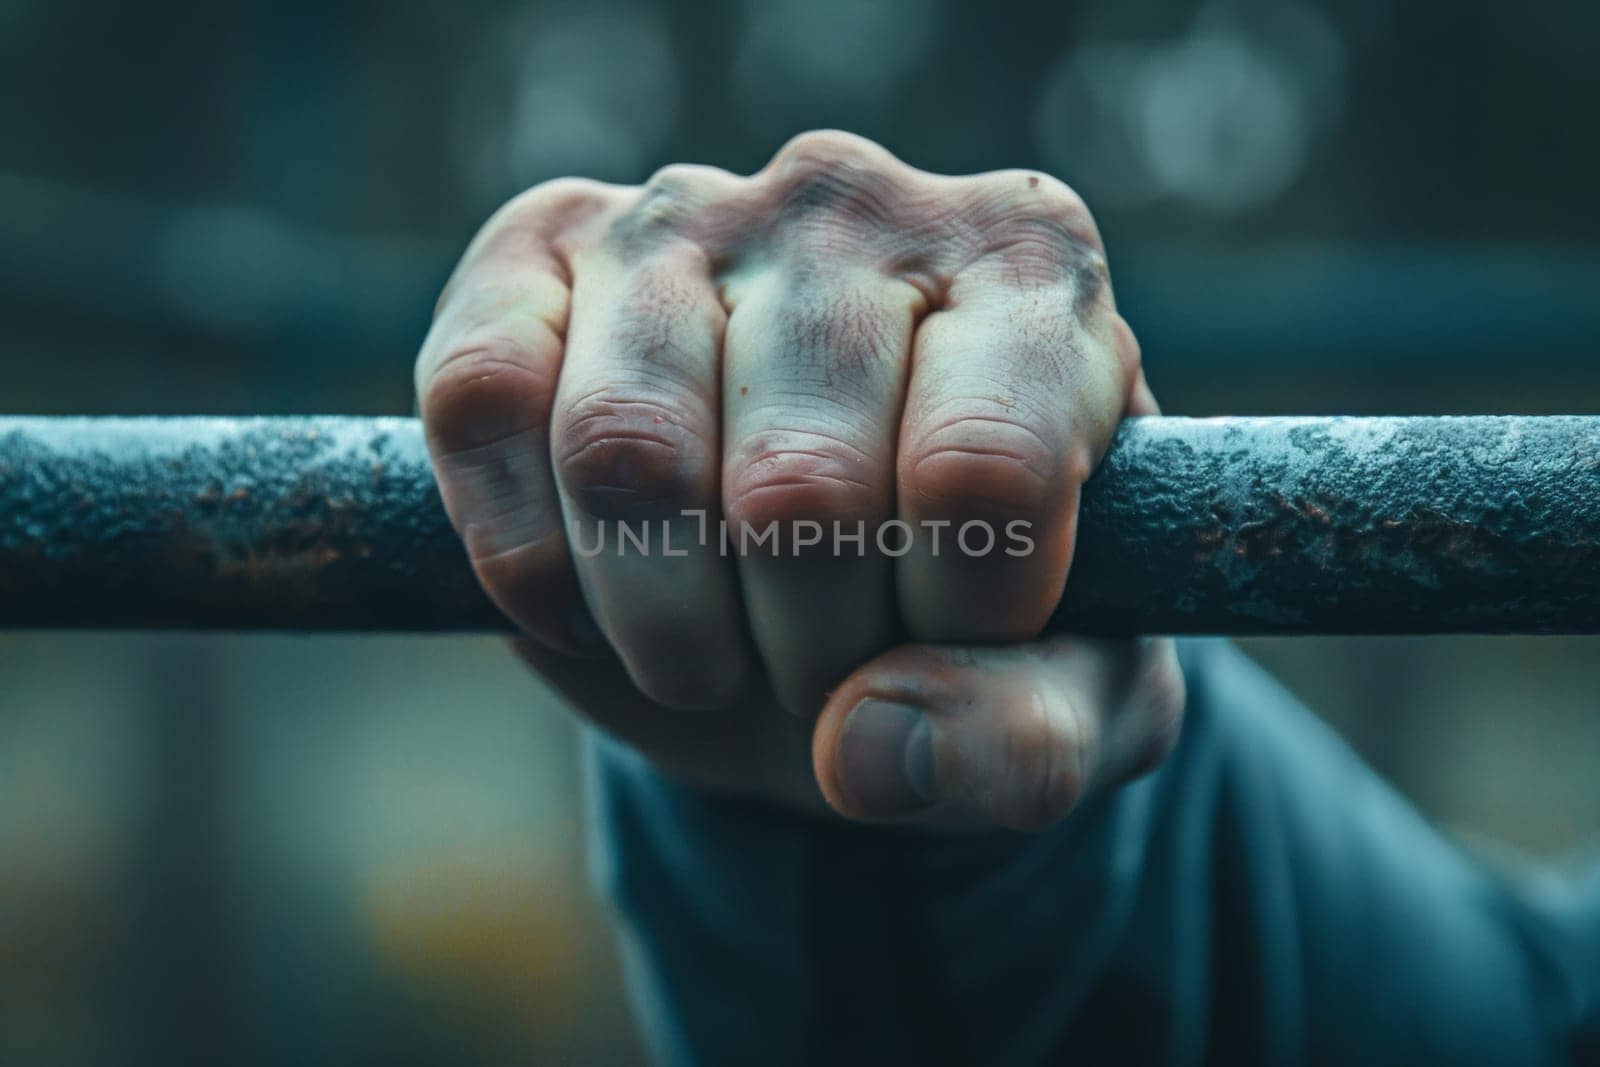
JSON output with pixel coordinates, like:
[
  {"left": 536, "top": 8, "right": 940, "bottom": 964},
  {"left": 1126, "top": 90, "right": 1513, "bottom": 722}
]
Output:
[{"left": 1, "top": 415, "right": 1597, "bottom": 634}]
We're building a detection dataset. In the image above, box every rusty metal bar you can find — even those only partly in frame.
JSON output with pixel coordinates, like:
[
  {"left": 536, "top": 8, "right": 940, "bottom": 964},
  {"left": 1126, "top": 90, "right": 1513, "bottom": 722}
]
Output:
[{"left": 1, "top": 415, "right": 1597, "bottom": 634}]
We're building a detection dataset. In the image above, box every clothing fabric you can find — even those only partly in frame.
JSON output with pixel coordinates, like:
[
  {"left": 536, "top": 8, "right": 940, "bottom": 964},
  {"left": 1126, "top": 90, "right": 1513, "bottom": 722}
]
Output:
[{"left": 589, "top": 640, "right": 1600, "bottom": 1065}]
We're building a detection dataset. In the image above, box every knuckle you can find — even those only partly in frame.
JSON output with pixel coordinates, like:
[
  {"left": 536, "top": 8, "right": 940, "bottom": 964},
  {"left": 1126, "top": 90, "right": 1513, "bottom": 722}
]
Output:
[
  {"left": 554, "top": 390, "right": 712, "bottom": 518},
  {"left": 725, "top": 430, "right": 884, "bottom": 532},
  {"left": 608, "top": 165, "right": 730, "bottom": 254},
  {"left": 968, "top": 173, "right": 1106, "bottom": 288},
  {"left": 509, "top": 176, "right": 616, "bottom": 222},
  {"left": 1129, "top": 648, "right": 1187, "bottom": 777},
  {"left": 988, "top": 223, "right": 1102, "bottom": 289},
  {"left": 477, "top": 178, "right": 613, "bottom": 262},
  {"left": 904, "top": 412, "right": 1067, "bottom": 520},
  {"left": 771, "top": 129, "right": 887, "bottom": 174},
  {"left": 436, "top": 181, "right": 608, "bottom": 317},
  {"left": 764, "top": 131, "right": 900, "bottom": 226},
  {"left": 642, "top": 162, "right": 707, "bottom": 198},
  {"left": 638, "top": 162, "right": 731, "bottom": 206},
  {"left": 1028, "top": 174, "right": 1094, "bottom": 230},
  {"left": 998, "top": 696, "right": 1089, "bottom": 830},
  {"left": 982, "top": 172, "right": 1098, "bottom": 242},
  {"left": 422, "top": 339, "right": 560, "bottom": 456}
]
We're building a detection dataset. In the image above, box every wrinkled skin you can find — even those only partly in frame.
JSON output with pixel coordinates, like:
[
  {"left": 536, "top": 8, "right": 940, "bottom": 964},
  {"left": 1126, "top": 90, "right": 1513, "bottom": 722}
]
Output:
[{"left": 415, "top": 131, "right": 1184, "bottom": 828}]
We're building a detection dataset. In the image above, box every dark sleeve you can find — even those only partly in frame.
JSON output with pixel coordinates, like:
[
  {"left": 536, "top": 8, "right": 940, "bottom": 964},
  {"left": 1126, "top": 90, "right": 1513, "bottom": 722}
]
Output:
[{"left": 586, "top": 640, "right": 1600, "bottom": 1066}]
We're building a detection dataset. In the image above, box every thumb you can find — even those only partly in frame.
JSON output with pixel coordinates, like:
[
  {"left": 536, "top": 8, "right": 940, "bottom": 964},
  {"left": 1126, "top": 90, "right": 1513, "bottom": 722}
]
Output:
[{"left": 812, "top": 637, "right": 1184, "bottom": 830}]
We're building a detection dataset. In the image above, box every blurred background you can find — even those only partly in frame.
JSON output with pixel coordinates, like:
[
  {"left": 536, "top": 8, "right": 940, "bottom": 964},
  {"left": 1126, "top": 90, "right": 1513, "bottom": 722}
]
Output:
[{"left": 2, "top": 0, "right": 1599, "bottom": 1063}]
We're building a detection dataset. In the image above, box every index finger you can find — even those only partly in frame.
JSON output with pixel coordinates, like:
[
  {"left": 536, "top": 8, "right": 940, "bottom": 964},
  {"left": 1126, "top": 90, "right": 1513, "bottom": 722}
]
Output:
[{"left": 414, "top": 180, "right": 617, "bottom": 654}]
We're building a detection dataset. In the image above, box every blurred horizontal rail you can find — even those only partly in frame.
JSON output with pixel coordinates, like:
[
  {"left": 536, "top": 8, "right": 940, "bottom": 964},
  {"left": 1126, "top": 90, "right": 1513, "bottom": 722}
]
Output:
[
  {"left": 4, "top": 174, "right": 1600, "bottom": 379},
  {"left": 1, "top": 415, "right": 1597, "bottom": 634}
]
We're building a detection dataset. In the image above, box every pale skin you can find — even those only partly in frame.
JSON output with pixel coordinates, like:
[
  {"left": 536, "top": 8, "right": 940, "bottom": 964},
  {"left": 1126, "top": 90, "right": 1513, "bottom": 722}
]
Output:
[{"left": 415, "top": 130, "right": 1185, "bottom": 829}]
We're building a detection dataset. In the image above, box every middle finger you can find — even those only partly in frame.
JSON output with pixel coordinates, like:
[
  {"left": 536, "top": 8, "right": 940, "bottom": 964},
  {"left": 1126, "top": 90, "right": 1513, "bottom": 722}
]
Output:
[{"left": 722, "top": 259, "right": 923, "bottom": 716}]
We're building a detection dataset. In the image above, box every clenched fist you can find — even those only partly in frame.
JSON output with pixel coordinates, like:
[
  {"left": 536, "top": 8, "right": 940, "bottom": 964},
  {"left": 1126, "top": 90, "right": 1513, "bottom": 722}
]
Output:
[{"left": 415, "top": 131, "right": 1183, "bottom": 828}]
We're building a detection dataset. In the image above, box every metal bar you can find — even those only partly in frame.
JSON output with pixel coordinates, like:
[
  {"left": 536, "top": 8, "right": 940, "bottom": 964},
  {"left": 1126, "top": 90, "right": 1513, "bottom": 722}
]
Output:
[{"left": 1, "top": 415, "right": 1597, "bottom": 634}]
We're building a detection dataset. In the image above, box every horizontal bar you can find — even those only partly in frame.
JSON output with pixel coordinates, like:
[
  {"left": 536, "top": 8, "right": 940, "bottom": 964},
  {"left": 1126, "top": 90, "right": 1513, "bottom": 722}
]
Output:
[{"left": 1, "top": 416, "right": 1597, "bottom": 634}]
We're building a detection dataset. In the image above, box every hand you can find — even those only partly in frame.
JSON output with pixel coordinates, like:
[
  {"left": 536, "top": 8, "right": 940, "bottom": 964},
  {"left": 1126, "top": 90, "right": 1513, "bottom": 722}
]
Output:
[{"left": 415, "top": 131, "right": 1184, "bottom": 828}]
